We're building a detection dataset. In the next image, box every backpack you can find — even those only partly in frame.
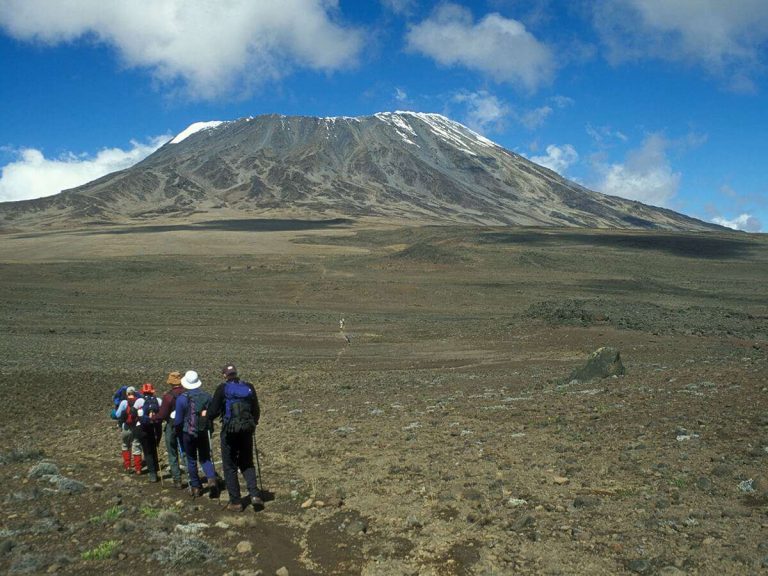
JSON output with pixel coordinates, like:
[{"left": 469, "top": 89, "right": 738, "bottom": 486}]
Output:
[
  {"left": 223, "top": 381, "right": 256, "bottom": 434},
  {"left": 119, "top": 396, "right": 139, "bottom": 428},
  {"left": 184, "top": 390, "right": 211, "bottom": 437},
  {"left": 112, "top": 386, "right": 128, "bottom": 407},
  {"left": 111, "top": 386, "right": 142, "bottom": 419},
  {"left": 140, "top": 395, "right": 160, "bottom": 425}
]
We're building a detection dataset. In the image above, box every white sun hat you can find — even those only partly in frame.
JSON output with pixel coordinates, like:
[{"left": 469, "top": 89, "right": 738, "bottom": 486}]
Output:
[{"left": 181, "top": 370, "right": 202, "bottom": 390}]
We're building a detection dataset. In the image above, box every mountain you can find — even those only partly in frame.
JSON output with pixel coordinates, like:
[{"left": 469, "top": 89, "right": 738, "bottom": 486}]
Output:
[{"left": 0, "top": 112, "right": 720, "bottom": 231}]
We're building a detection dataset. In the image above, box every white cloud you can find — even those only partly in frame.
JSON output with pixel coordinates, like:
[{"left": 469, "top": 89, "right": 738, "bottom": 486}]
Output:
[
  {"left": 591, "top": 133, "right": 680, "bottom": 207},
  {"left": 529, "top": 144, "right": 579, "bottom": 175},
  {"left": 0, "top": 0, "right": 363, "bottom": 100},
  {"left": 394, "top": 87, "right": 408, "bottom": 101},
  {"left": 586, "top": 123, "right": 628, "bottom": 145},
  {"left": 0, "top": 137, "right": 167, "bottom": 202},
  {"left": 406, "top": 3, "right": 555, "bottom": 91},
  {"left": 593, "top": 0, "right": 768, "bottom": 90},
  {"left": 712, "top": 213, "right": 762, "bottom": 232},
  {"left": 381, "top": 0, "right": 415, "bottom": 15},
  {"left": 452, "top": 91, "right": 511, "bottom": 133},
  {"left": 519, "top": 106, "right": 552, "bottom": 130}
]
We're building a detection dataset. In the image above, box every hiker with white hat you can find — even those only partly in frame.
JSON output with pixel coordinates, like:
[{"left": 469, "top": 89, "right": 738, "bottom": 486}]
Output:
[{"left": 173, "top": 370, "right": 220, "bottom": 498}]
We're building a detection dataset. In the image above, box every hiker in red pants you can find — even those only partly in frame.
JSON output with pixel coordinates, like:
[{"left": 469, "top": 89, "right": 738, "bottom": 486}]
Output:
[{"left": 115, "top": 386, "right": 143, "bottom": 474}]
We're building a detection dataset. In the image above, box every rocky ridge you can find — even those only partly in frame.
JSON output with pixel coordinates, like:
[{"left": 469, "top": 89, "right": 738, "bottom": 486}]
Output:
[{"left": 0, "top": 112, "right": 720, "bottom": 231}]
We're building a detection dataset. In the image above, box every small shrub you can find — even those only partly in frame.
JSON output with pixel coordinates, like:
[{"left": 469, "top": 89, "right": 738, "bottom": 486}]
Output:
[
  {"left": 81, "top": 539, "right": 120, "bottom": 560},
  {"left": 90, "top": 506, "right": 123, "bottom": 524},
  {"left": 0, "top": 446, "right": 44, "bottom": 465},
  {"left": 140, "top": 505, "right": 161, "bottom": 519}
]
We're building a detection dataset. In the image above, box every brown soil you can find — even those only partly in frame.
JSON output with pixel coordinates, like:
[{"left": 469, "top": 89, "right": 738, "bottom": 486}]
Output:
[{"left": 0, "top": 224, "right": 766, "bottom": 575}]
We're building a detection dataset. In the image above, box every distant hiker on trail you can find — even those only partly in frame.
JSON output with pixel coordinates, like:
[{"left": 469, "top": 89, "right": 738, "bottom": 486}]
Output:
[
  {"left": 174, "top": 370, "right": 220, "bottom": 498},
  {"left": 114, "top": 386, "right": 143, "bottom": 475},
  {"left": 134, "top": 382, "right": 163, "bottom": 483},
  {"left": 154, "top": 371, "right": 185, "bottom": 489},
  {"left": 208, "top": 363, "right": 263, "bottom": 512}
]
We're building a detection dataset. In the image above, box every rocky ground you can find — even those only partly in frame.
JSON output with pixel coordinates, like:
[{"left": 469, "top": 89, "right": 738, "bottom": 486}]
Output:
[{"left": 0, "top": 224, "right": 766, "bottom": 575}]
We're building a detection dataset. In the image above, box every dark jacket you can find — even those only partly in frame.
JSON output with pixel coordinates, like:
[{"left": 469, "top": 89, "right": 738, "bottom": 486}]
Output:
[{"left": 155, "top": 385, "right": 185, "bottom": 422}]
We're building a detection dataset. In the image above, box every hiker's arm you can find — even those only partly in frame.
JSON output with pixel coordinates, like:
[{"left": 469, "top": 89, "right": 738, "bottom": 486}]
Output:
[
  {"left": 173, "top": 395, "right": 186, "bottom": 429},
  {"left": 115, "top": 399, "right": 128, "bottom": 418},
  {"left": 155, "top": 393, "right": 172, "bottom": 421},
  {"left": 207, "top": 384, "right": 225, "bottom": 420}
]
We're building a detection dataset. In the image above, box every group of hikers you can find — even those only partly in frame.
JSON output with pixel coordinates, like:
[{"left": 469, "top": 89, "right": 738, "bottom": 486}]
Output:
[{"left": 111, "top": 363, "right": 265, "bottom": 512}]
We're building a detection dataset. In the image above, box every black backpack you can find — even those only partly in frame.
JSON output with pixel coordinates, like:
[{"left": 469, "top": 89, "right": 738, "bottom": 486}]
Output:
[
  {"left": 223, "top": 380, "right": 256, "bottom": 434},
  {"left": 140, "top": 396, "right": 160, "bottom": 425}
]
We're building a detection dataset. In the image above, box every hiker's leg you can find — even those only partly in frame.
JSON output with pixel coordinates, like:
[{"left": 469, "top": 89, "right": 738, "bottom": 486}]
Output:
[
  {"left": 220, "top": 433, "right": 241, "bottom": 502},
  {"left": 239, "top": 432, "right": 259, "bottom": 498},
  {"left": 183, "top": 434, "right": 201, "bottom": 487},
  {"left": 120, "top": 427, "right": 132, "bottom": 471},
  {"left": 165, "top": 423, "right": 181, "bottom": 482},
  {"left": 141, "top": 427, "right": 159, "bottom": 479},
  {"left": 198, "top": 433, "right": 216, "bottom": 481}
]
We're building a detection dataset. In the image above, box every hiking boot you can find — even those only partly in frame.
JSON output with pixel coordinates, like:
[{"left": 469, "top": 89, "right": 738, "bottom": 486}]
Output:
[
  {"left": 148, "top": 472, "right": 159, "bottom": 483},
  {"left": 173, "top": 479, "right": 183, "bottom": 490},
  {"left": 250, "top": 495, "right": 265, "bottom": 511},
  {"left": 206, "top": 479, "right": 220, "bottom": 499},
  {"left": 226, "top": 501, "right": 244, "bottom": 512},
  {"left": 190, "top": 486, "right": 203, "bottom": 498}
]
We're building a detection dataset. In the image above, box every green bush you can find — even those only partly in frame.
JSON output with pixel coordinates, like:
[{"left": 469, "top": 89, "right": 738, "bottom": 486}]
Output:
[{"left": 81, "top": 539, "right": 120, "bottom": 560}]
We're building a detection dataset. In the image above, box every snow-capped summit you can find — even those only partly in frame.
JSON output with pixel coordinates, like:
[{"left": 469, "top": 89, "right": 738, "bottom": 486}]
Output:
[{"left": 0, "top": 112, "right": 720, "bottom": 231}]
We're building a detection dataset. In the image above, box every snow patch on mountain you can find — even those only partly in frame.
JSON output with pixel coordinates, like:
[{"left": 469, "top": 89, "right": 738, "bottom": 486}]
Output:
[{"left": 170, "top": 121, "right": 225, "bottom": 144}]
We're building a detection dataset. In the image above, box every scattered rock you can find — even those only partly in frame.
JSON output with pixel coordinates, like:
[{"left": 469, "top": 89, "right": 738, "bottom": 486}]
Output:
[
  {"left": 0, "top": 539, "right": 16, "bottom": 556},
  {"left": 113, "top": 519, "right": 136, "bottom": 533},
  {"left": 345, "top": 519, "right": 368, "bottom": 536},
  {"left": 236, "top": 540, "right": 253, "bottom": 554},
  {"left": 553, "top": 476, "right": 569, "bottom": 485},
  {"left": 301, "top": 498, "right": 314, "bottom": 509},
  {"left": 276, "top": 567, "right": 290, "bottom": 576},
  {"left": 738, "top": 479, "right": 756, "bottom": 493},
  {"left": 568, "top": 347, "right": 625, "bottom": 382},
  {"left": 627, "top": 558, "right": 652, "bottom": 574},
  {"left": 572, "top": 495, "right": 600, "bottom": 509},
  {"left": 405, "top": 515, "right": 422, "bottom": 529},
  {"left": 696, "top": 477, "right": 713, "bottom": 491}
]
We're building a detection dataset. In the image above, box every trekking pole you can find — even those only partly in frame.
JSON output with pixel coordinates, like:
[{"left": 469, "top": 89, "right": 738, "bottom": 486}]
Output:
[
  {"left": 253, "top": 431, "right": 264, "bottom": 496},
  {"left": 178, "top": 436, "right": 191, "bottom": 495},
  {"left": 155, "top": 425, "right": 164, "bottom": 487},
  {"left": 208, "top": 428, "right": 222, "bottom": 467}
]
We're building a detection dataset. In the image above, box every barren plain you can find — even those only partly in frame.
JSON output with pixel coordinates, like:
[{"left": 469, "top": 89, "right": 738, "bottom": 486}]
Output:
[{"left": 0, "top": 220, "right": 766, "bottom": 575}]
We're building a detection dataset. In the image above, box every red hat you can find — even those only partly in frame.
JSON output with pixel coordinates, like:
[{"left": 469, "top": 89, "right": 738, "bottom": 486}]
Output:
[{"left": 141, "top": 382, "right": 155, "bottom": 395}]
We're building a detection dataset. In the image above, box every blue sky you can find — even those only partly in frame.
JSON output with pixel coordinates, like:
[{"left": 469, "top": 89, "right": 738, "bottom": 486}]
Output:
[{"left": 0, "top": 0, "right": 766, "bottom": 232}]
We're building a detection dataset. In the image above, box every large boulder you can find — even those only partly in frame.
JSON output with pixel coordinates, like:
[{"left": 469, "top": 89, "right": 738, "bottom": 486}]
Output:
[{"left": 568, "top": 347, "right": 625, "bottom": 382}]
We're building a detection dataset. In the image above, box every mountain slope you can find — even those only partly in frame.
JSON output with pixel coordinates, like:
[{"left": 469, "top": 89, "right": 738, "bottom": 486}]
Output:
[{"left": 0, "top": 112, "right": 720, "bottom": 231}]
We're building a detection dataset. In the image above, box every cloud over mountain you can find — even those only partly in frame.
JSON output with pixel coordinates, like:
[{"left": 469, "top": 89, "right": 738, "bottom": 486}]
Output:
[
  {"left": 406, "top": 3, "right": 554, "bottom": 91},
  {"left": 0, "top": 0, "right": 363, "bottom": 99}
]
